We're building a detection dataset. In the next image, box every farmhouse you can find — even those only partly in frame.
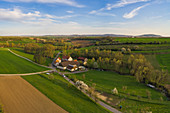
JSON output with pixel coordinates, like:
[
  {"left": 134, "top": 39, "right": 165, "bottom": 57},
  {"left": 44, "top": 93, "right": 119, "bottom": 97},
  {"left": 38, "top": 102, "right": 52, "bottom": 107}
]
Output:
[
  {"left": 54, "top": 57, "right": 61, "bottom": 66},
  {"left": 62, "top": 56, "right": 73, "bottom": 61},
  {"left": 57, "top": 61, "right": 80, "bottom": 71},
  {"left": 67, "top": 64, "right": 78, "bottom": 72}
]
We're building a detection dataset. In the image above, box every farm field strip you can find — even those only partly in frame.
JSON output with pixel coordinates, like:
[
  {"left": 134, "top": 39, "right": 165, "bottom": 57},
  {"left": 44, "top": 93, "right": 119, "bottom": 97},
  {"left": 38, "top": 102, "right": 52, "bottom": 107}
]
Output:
[
  {"left": 0, "top": 48, "right": 49, "bottom": 74},
  {"left": 0, "top": 76, "right": 67, "bottom": 113}
]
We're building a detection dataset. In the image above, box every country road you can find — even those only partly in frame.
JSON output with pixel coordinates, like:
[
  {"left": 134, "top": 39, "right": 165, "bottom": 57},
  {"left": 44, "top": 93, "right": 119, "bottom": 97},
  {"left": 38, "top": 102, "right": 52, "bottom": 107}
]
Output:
[
  {"left": 52, "top": 52, "right": 122, "bottom": 113},
  {"left": 9, "top": 49, "right": 51, "bottom": 69}
]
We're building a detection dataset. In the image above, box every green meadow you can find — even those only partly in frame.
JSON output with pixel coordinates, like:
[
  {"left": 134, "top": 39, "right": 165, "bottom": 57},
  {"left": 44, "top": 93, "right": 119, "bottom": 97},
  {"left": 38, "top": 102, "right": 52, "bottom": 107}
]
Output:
[
  {"left": 67, "top": 70, "right": 170, "bottom": 113},
  {"left": 0, "top": 48, "right": 48, "bottom": 74}
]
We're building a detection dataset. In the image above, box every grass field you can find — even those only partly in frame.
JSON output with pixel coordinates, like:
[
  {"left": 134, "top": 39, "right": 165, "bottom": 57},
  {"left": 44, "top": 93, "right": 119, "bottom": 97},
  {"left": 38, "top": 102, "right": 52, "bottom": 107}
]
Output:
[
  {"left": 0, "top": 48, "right": 48, "bottom": 74},
  {"left": 156, "top": 54, "right": 170, "bottom": 84},
  {"left": 156, "top": 54, "right": 170, "bottom": 72},
  {"left": 22, "top": 74, "right": 110, "bottom": 113},
  {"left": 11, "top": 48, "right": 34, "bottom": 60},
  {"left": 132, "top": 49, "right": 170, "bottom": 54},
  {"left": 145, "top": 55, "right": 161, "bottom": 70},
  {"left": 115, "top": 38, "right": 170, "bottom": 43},
  {"left": 67, "top": 70, "right": 170, "bottom": 113}
]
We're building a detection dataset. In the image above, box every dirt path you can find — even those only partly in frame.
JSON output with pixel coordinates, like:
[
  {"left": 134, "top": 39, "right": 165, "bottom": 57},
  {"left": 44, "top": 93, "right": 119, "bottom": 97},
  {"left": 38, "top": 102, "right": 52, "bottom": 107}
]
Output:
[
  {"left": 0, "top": 70, "right": 53, "bottom": 76},
  {"left": 0, "top": 76, "right": 67, "bottom": 113},
  {"left": 9, "top": 49, "right": 51, "bottom": 69}
]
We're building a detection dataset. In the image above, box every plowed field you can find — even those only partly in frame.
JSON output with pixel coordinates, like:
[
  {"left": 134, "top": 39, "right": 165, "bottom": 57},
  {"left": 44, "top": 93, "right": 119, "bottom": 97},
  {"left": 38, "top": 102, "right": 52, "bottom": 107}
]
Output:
[{"left": 0, "top": 76, "right": 67, "bottom": 113}]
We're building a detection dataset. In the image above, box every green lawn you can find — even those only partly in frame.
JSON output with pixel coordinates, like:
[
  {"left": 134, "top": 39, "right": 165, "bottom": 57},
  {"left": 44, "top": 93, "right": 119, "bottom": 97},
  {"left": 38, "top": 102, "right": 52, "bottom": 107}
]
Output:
[
  {"left": 22, "top": 74, "right": 110, "bottom": 113},
  {"left": 67, "top": 70, "right": 170, "bottom": 113},
  {"left": 0, "top": 48, "right": 48, "bottom": 74}
]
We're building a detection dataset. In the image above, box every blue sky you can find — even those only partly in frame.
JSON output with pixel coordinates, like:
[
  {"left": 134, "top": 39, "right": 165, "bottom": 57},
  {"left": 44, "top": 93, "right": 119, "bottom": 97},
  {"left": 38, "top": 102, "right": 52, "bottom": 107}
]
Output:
[{"left": 0, "top": 0, "right": 170, "bottom": 36}]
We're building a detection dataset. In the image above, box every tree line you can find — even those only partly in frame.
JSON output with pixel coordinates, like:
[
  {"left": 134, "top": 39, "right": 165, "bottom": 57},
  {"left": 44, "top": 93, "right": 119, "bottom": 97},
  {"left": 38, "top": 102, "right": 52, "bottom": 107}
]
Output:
[
  {"left": 24, "top": 43, "right": 55, "bottom": 64},
  {"left": 66, "top": 49, "right": 168, "bottom": 93}
]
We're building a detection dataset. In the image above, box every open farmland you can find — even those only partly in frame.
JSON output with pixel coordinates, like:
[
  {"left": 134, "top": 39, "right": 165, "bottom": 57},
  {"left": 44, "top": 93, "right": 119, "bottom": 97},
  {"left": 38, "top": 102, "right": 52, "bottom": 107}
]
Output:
[
  {"left": 67, "top": 70, "right": 170, "bottom": 113},
  {"left": 0, "top": 48, "right": 48, "bottom": 74},
  {"left": 22, "top": 74, "right": 110, "bottom": 113},
  {"left": 0, "top": 76, "right": 67, "bottom": 113}
]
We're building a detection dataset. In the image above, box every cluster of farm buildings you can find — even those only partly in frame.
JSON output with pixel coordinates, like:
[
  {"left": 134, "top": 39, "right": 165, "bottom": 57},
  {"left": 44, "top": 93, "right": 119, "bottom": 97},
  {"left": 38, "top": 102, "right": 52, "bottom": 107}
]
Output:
[{"left": 54, "top": 56, "right": 87, "bottom": 72}]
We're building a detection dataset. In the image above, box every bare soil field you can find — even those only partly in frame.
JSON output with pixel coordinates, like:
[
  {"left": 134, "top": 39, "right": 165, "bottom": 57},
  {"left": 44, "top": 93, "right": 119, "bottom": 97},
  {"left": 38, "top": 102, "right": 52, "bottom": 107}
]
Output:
[{"left": 0, "top": 76, "right": 67, "bottom": 113}]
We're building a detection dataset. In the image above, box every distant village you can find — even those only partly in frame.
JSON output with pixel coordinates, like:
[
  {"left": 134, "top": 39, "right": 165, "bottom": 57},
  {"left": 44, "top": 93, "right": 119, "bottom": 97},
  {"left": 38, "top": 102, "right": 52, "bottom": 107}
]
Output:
[{"left": 54, "top": 56, "right": 87, "bottom": 72}]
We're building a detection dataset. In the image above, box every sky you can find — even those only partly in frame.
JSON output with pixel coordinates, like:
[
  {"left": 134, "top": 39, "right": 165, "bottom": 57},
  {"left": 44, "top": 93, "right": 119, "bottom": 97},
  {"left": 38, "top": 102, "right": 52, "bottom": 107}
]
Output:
[{"left": 0, "top": 0, "right": 170, "bottom": 36}]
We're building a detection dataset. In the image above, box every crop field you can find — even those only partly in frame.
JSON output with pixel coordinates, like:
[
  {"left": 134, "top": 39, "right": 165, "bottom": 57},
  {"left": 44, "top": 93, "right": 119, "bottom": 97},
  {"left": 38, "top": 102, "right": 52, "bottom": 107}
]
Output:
[
  {"left": 68, "top": 70, "right": 170, "bottom": 113},
  {"left": 22, "top": 74, "right": 110, "bottom": 113},
  {"left": 0, "top": 76, "right": 67, "bottom": 113},
  {"left": 0, "top": 48, "right": 48, "bottom": 74}
]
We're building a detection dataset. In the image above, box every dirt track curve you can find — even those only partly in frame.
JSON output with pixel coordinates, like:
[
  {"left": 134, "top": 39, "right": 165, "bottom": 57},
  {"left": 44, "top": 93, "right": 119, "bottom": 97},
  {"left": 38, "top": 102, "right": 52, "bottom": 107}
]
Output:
[{"left": 0, "top": 76, "right": 67, "bottom": 113}]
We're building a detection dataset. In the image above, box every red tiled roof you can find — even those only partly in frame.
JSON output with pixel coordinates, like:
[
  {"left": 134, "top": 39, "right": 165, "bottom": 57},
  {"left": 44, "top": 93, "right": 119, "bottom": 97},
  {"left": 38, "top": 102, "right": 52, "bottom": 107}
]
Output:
[{"left": 57, "top": 57, "right": 61, "bottom": 60}]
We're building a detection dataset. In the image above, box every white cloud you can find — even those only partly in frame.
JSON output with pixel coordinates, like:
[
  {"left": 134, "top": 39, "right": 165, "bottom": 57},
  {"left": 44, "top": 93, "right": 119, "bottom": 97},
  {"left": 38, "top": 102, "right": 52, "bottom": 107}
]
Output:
[
  {"left": 88, "top": 0, "right": 150, "bottom": 18},
  {"left": 109, "top": 21, "right": 136, "bottom": 25},
  {"left": 2, "top": 0, "right": 84, "bottom": 7},
  {"left": 123, "top": 4, "right": 149, "bottom": 19},
  {"left": 45, "top": 14, "right": 76, "bottom": 19},
  {"left": 0, "top": 8, "right": 40, "bottom": 21},
  {"left": 106, "top": 0, "right": 150, "bottom": 10},
  {"left": 89, "top": 10, "right": 115, "bottom": 17},
  {"left": 66, "top": 11, "right": 74, "bottom": 13},
  {"left": 0, "top": 8, "right": 77, "bottom": 26}
]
